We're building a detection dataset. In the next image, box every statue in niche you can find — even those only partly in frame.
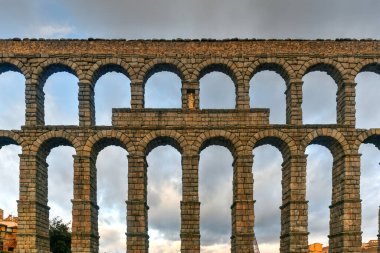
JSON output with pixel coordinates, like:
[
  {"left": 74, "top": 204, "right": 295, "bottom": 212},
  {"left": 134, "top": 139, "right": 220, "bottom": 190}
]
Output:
[{"left": 188, "top": 92, "right": 195, "bottom": 109}]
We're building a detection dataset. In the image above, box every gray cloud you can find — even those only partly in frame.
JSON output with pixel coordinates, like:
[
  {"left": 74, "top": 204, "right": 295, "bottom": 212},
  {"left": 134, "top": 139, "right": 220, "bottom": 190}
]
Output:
[{"left": 1, "top": 0, "right": 380, "bottom": 39}]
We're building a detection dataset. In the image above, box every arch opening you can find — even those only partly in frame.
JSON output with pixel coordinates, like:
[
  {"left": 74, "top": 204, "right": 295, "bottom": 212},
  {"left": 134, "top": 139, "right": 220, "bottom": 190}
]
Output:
[
  {"left": 0, "top": 67, "right": 25, "bottom": 129},
  {"left": 249, "top": 70, "right": 286, "bottom": 124},
  {"left": 44, "top": 70, "right": 79, "bottom": 125},
  {"left": 199, "top": 145, "right": 233, "bottom": 252},
  {"left": 144, "top": 71, "right": 182, "bottom": 108},
  {"left": 355, "top": 69, "right": 380, "bottom": 128},
  {"left": 46, "top": 145, "right": 76, "bottom": 251},
  {"left": 305, "top": 144, "right": 333, "bottom": 248},
  {"left": 95, "top": 71, "right": 131, "bottom": 125},
  {"left": 252, "top": 144, "right": 282, "bottom": 253},
  {"left": 146, "top": 144, "right": 182, "bottom": 253},
  {"left": 359, "top": 135, "right": 380, "bottom": 245},
  {"left": 96, "top": 145, "right": 129, "bottom": 253},
  {"left": 199, "top": 65, "right": 236, "bottom": 109},
  {"left": 302, "top": 70, "right": 337, "bottom": 124},
  {"left": 0, "top": 142, "right": 21, "bottom": 220}
]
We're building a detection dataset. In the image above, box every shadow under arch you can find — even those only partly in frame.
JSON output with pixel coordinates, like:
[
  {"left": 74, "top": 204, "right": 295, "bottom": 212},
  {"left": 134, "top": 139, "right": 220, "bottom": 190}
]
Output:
[
  {"left": 0, "top": 61, "right": 29, "bottom": 78},
  {"left": 246, "top": 60, "right": 292, "bottom": 84},
  {"left": 89, "top": 60, "right": 135, "bottom": 86},
  {"left": 351, "top": 59, "right": 380, "bottom": 81},
  {"left": 37, "top": 61, "right": 80, "bottom": 87},
  {"left": 0, "top": 131, "right": 24, "bottom": 147},
  {"left": 298, "top": 60, "right": 345, "bottom": 86},
  {"left": 141, "top": 61, "right": 185, "bottom": 87}
]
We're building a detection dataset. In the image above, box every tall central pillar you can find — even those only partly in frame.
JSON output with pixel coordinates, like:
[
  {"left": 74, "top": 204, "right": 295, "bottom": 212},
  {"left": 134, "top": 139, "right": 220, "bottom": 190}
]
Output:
[
  {"left": 285, "top": 80, "right": 303, "bottom": 125},
  {"left": 127, "top": 154, "right": 149, "bottom": 252},
  {"left": 16, "top": 154, "right": 50, "bottom": 253},
  {"left": 181, "top": 154, "right": 201, "bottom": 252},
  {"left": 280, "top": 154, "right": 308, "bottom": 253},
  {"left": 329, "top": 154, "right": 361, "bottom": 253},
  {"left": 232, "top": 154, "right": 255, "bottom": 253},
  {"left": 71, "top": 155, "right": 99, "bottom": 253}
]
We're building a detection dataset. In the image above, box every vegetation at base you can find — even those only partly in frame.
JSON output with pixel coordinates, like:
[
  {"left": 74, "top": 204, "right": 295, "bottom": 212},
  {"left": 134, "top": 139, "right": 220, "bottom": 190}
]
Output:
[{"left": 49, "top": 217, "right": 71, "bottom": 253}]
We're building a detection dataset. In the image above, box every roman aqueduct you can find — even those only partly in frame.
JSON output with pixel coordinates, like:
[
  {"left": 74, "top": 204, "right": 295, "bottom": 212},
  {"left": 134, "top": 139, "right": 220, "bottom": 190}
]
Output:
[{"left": 0, "top": 39, "right": 379, "bottom": 253}]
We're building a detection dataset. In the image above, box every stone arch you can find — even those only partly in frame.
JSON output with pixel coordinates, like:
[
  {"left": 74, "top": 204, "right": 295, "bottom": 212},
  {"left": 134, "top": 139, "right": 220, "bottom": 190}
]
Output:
[
  {"left": 194, "top": 59, "right": 242, "bottom": 84},
  {"left": 30, "top": 130, "right": 80, "bottom": 158},
  {"left": 298, "top": 59, "right": 345, "bottom": 86},
  {"left": 0, "top": 59, "right": 30, "bottom": 79},
  {"left": 354, "top": 129, "right": 380, "bottom": 153},
  {"left": 301, "top": 128, "right": 349, "bottom": 157},
  {"left": 0, "top": 130, "right": 25, "bottom": 147},
  {"left": 83, "top": 130, "right": 135, "bottom": 157},
  {"left": 245, "top": 58, "right": 295, "bottom": 84},
  {"left": 248, "top": 129, "right": 298, "bottom": 158},
  {"left": 351, "top": 59, "right": 380, "bottom": 81},
  {"left": 192, "top": 130, "right": 242, "bottom": 158},
  {"left": 33, "top": 58, "right": 84, "bottom": 86},
  {"left": 87, "top": 58, "right": 137, "bottom": 85},
  {"left": 137, "top": 130, "right": 187, "bottom": 156},
  {"left": 139, "top": 58, "right": 188, "bottom": 85}
]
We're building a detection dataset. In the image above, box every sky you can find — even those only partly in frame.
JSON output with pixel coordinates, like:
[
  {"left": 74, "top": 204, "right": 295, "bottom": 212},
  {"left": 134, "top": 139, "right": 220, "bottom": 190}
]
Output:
[{"left": 0, "top": 1, "right": 380, "bottom": 253}]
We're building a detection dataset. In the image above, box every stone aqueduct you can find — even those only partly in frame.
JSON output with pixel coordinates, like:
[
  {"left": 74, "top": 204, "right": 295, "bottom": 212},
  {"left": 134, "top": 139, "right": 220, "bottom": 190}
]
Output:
[{"left": 0, "top": 39, "right": 380, "bottom": 253}]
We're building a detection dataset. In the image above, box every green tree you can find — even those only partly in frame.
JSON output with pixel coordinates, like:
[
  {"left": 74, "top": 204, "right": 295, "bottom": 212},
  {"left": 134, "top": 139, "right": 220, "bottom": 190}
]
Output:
[{"left": 49, "top": 217, "right": 71, "bottom": 253}]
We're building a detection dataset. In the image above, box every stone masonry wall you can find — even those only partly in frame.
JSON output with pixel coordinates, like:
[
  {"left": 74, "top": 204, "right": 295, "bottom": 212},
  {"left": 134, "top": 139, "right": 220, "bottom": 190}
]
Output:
[{"left": 0, "top": 39, "right": 379, "bottom": 252}]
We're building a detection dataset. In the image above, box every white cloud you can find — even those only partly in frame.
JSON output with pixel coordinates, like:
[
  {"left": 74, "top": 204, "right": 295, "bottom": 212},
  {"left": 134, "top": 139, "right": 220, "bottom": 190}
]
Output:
[{"left": 38, "top": 24, "right": 74, "bottom": 38}]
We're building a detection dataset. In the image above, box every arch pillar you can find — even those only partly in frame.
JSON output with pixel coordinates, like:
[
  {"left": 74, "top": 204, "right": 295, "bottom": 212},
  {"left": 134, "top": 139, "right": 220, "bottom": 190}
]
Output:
[
  {"left": 71, "top": 155, "right": 99, "bottom": 253},
  {"left": 280, "top": 154, "right": 308, "bottom": 253},
  {"left": 25, "top": 81, "right": 44, "bottom": 126},
  {"left": 127, "top": 154, "right": 149, "bottom": 252},
  {"left": 182, "top": 82, "right": 199, "bottom": 110},
  {"left": 337, "top": 81, "right": 356, "bottom": 126},
  {"left": 78, "top": 82, "right": 95, "bottom": 127},
  {"left": 232, "top": 154, "right": 255, "bottom": 253},
  {"left": 237, "top": 80, "right": 250, "bottom": 110},
  {"left": 181, "top": 154, "right": 200, "bottom": 252},
  {"left": 329, "top": 154, "right": 361, "bottom": 253},
  {"left": 285, "top": 80, "right": 303, "bottom": 125},
  {"left": 131, "top": 81, "right": 144, "bottom": 109},
  {"left": 15, "top": 154, "right": 49, "bottom": 253}
]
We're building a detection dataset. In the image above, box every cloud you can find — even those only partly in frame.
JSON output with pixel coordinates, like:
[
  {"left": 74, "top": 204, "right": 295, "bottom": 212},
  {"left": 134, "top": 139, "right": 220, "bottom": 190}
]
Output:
[{"left": 38, "top": 24, "right": 74, "bottom": 38}]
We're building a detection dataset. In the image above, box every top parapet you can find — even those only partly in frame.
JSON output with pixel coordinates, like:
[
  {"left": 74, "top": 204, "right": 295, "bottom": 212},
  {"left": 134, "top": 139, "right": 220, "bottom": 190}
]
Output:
[{"left": 0, "top": 38, "right": 380, "bottom": 56}]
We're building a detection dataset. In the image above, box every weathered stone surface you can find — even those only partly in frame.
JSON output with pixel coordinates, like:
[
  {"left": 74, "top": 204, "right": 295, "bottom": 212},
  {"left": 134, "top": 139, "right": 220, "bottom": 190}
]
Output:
[{"left": 0, "top": 39, "right": 377, "bottom": 253}]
